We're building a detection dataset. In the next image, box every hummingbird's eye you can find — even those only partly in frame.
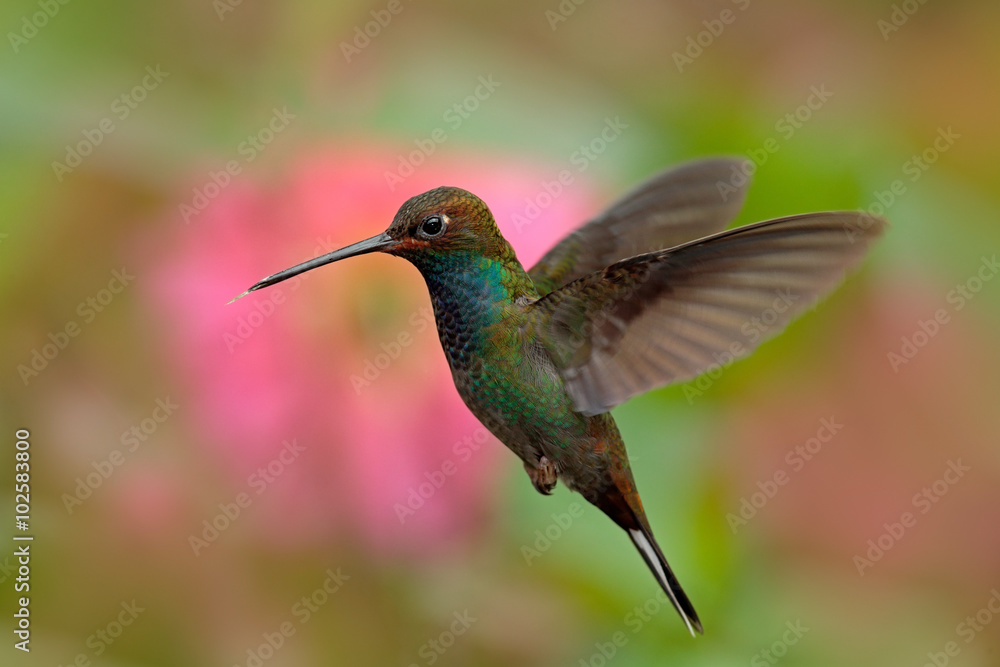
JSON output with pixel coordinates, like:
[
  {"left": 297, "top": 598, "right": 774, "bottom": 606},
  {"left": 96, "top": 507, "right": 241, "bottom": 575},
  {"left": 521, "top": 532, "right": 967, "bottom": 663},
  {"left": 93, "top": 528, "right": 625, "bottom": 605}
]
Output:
[{"left": 417, "top": 214, "right": 447, "bottom": 239}]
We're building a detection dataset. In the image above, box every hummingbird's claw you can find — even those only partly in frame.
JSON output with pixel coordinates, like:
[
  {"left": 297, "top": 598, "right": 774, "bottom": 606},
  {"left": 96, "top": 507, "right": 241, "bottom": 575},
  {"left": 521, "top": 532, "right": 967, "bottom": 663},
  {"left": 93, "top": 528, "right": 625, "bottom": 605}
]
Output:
[{"left": 526, "top": 456, "right": 559, "bottom": 495}]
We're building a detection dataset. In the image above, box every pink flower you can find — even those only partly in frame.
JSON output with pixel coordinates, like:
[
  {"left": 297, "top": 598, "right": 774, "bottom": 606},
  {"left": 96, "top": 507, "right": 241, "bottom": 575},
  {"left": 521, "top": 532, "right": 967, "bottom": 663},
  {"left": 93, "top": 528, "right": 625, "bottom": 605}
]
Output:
[{"left": 143, "top": 143, "right": 599, "bottom": 556}]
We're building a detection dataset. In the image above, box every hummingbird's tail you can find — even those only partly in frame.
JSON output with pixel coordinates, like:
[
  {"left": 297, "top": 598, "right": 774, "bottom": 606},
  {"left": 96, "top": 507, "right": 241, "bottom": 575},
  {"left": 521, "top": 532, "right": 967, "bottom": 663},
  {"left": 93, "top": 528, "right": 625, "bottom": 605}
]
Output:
[
  {"left": 626, "top": 523, "right": 703, "bottom": 636},
  {"left": 592, "top": 481, "right": 703, "bottom": 636}
]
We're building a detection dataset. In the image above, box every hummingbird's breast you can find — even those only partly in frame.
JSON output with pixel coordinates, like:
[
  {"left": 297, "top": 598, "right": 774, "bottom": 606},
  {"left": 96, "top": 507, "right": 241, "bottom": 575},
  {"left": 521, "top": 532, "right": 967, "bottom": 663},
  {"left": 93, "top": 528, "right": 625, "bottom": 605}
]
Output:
[{"left": 420, "top": 259, "right": 599, "bottom": 470}]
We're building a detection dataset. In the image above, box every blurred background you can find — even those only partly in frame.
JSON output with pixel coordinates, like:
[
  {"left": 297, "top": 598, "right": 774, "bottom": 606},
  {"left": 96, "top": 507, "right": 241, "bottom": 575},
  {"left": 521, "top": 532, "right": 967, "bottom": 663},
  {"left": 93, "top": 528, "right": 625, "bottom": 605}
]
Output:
[{"left": 2, "top": 1, "right": 999, "bottom": 665}]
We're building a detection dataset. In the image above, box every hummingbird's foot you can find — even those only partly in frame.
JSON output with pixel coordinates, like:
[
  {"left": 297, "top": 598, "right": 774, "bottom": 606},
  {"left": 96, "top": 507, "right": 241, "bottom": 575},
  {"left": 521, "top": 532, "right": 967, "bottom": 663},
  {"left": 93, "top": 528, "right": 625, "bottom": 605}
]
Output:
[{"left": 525, "top": 456, "right": 559, "bottom": 495}]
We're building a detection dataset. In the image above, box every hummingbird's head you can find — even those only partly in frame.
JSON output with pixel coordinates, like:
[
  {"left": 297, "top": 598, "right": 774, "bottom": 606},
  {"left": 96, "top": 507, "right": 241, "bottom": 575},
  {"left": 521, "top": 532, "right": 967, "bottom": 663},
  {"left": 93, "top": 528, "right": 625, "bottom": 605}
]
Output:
[
  {"left": 383, "top": 186, "right": 512, "bottom": 265},
  {"left": 230, "top": 186, "right": 515, "bottom": 302}
]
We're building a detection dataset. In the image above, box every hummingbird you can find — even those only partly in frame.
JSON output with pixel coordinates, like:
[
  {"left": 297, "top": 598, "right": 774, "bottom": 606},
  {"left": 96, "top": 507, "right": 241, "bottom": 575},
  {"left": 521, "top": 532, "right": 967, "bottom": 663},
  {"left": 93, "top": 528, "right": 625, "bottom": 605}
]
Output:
[{"left": 232, "top": 157, "right": 885, "bottom": 635}]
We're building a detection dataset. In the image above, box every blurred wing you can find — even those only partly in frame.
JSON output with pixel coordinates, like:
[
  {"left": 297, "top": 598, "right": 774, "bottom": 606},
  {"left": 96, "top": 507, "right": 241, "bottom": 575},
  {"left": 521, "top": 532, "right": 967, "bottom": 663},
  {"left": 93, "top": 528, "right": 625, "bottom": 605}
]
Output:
[
  {"left": 528, "top": 212, "right": 887, "bottom": 415},
  {"left": 528, "top": 157, "right": 752, "bottom": 295}
]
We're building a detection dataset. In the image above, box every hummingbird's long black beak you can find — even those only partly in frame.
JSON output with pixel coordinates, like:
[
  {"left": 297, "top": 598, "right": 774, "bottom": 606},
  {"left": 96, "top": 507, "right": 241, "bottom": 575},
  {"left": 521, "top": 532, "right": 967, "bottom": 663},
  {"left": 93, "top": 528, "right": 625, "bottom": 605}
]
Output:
[{"left": 229, "top": 232, "right": 397, "bottom": 303}]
